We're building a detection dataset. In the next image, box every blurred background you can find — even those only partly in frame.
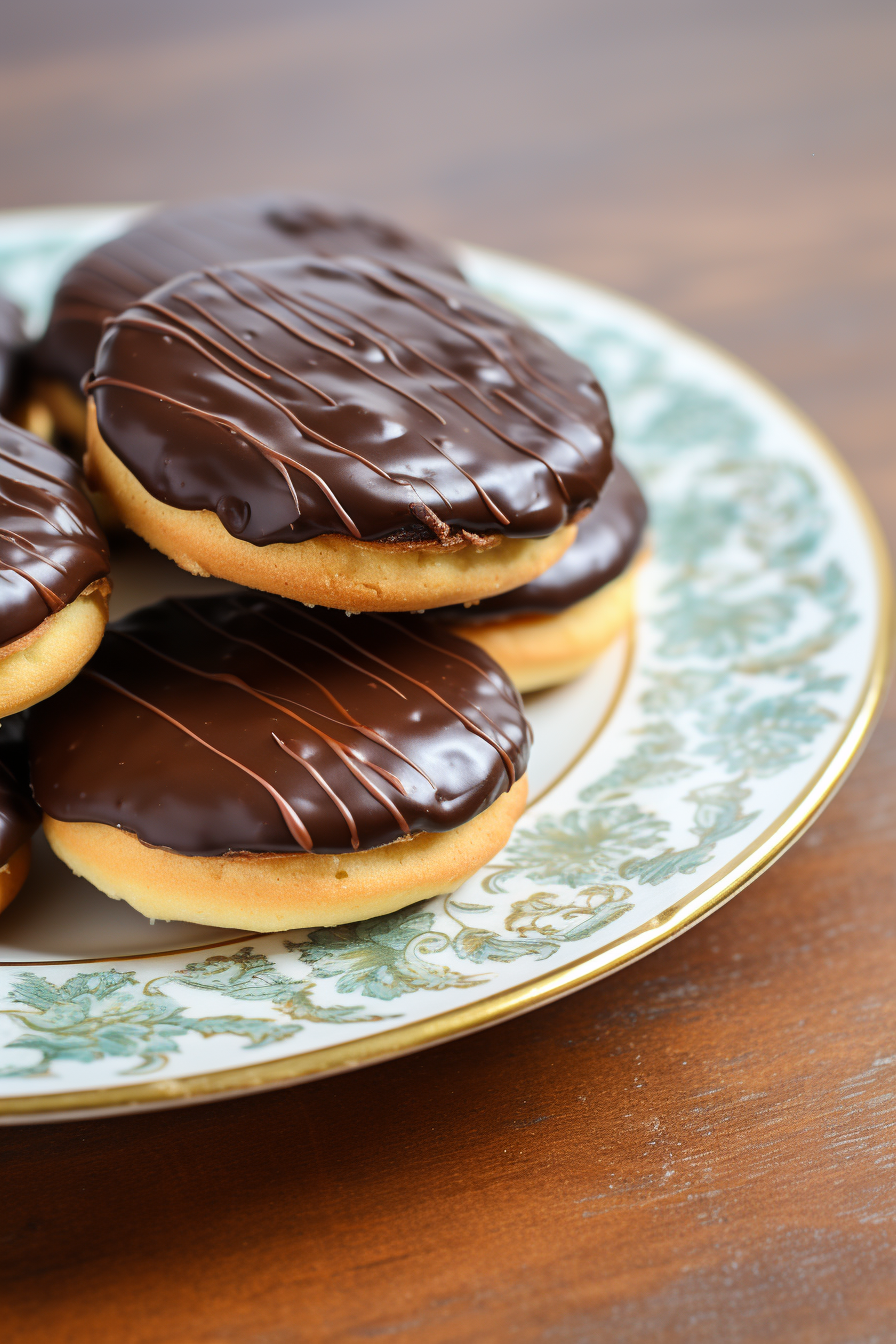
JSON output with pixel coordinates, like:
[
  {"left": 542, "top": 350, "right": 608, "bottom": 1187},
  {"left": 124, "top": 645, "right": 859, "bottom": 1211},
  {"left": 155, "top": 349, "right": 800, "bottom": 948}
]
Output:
[
  {"left": 2, "top": 0, "right": 894, "bottom": 525},
  {"left": 4, "top": 6, "right": 896, "bottom": 1340}
]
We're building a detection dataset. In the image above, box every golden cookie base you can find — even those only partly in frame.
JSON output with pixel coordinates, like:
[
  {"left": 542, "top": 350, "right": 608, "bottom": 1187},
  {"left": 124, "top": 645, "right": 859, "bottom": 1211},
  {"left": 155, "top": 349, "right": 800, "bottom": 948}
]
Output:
[
  {"left": 43, "top": 776, "right": 528, "bottom": 931},
  {"left": 85, "top": 401, "right": 577, "bottom": 612},
  {"left": 0, "top": 841, "right": 31, "bottom": 915},
  {"left": 452, "top": 549, "right": 647, "bottom": 692},
  {"left": 0, "top": 581, "right": 110, "bottom": 717}
]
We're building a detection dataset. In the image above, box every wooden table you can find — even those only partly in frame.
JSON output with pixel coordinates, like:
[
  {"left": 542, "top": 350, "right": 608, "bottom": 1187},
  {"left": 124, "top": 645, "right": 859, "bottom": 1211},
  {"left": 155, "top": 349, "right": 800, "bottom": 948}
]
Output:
[{"left": 3, "top": 3, "right": 895, "bottom": 1339}]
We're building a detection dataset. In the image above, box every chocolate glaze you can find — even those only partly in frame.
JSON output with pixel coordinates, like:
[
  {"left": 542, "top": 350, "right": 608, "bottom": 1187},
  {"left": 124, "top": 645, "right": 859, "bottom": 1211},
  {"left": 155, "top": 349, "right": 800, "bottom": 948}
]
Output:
[
  {"left": 0, "top": 418, "right": 110, "bottom": 648},
  {"left": 32, "top": 195, "right": 463, "bottom": 395},
  {"left": 28, "top": 594, "right": 531, "bottom": 858},
  {"left": 0, "top": 715, "right": 40, "bottom": 867},
  {"left": 88, "top": 256, "right": 613, "bottom": 547},
  {"left": 0, "top": 295, "right": 26, "bottom": 415},
  {"left": 434, "top": 461, "right": 647, "bottom": 623}
]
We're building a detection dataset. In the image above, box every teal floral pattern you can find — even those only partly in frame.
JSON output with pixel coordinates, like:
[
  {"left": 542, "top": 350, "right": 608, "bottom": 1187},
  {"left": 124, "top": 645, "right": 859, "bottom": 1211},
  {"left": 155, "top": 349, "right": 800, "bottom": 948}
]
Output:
[
  {"left": 0, "top": 967, "right": 301, "bottom": 1078},
  {"left": 150, "top": 947, "right": 389, "bottom": 1023},
  {"left": 0, "top": 950, "right": 389, "bottom": 1078},
  {"left": 287, "top": 910, "right": 489, "bottom": 999},
  {"left": 485, "top": 803, "right": 668, "bottom": 891},
  {"left": 464, "top": 279, "right": 859, "bottom": 916},
  {"left": 0, "top": 229, "right": 880, "bottom": 1099}
]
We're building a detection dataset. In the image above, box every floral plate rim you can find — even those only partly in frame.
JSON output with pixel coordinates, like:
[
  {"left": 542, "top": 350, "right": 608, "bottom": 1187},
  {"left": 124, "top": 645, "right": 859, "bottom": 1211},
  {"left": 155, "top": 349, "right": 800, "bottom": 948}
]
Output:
[{"left": 0, "top": 237, "right": 891, "bottom": 1121}]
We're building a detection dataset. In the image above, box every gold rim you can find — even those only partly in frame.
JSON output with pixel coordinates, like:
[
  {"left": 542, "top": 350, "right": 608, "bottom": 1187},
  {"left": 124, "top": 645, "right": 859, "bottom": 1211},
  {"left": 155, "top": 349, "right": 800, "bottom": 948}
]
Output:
[{"left": 1, "top": 254, "right": 892, "bottom": 1119}]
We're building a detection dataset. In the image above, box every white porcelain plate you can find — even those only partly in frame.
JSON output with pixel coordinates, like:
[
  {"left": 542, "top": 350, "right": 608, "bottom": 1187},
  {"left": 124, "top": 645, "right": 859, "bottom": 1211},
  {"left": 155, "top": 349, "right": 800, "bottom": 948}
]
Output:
[{"left": 0, "top": 208, "right": 889, "bottom": 1122}]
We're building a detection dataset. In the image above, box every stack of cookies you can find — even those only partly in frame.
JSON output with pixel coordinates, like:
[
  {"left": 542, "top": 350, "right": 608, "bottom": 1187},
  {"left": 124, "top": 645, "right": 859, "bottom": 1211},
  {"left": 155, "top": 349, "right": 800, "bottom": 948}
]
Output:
[
  {"left": 0, "top": 196, "right": 646, "bottom": 932},
  {"left": 0, "top": 301, "right": 111, "bottom": 911}
]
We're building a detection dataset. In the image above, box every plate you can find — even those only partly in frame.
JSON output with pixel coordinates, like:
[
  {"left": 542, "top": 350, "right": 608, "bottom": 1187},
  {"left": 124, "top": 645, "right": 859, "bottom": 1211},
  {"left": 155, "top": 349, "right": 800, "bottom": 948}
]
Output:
[{"left": 0, "top": 209, "right": 889, "bottom": 1122}]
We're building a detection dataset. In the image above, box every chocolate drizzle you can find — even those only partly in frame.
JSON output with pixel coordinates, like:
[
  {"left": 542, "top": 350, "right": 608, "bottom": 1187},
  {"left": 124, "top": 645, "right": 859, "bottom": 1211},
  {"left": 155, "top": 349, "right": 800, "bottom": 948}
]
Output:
[
  {"left": 32, "top": 195, "right": 463, "bottom": 395},
  {"left": 87, "top": 256, "right": 613, "bottom": 546},
  {"left": 0, "top": 419, "right": 110, "bottom": 648},
  {"left": 435, "top": 461, "right": 647, "bottom": 622},
  {"left": 28, "top": 594, "right": 531, "bottom": 857}
]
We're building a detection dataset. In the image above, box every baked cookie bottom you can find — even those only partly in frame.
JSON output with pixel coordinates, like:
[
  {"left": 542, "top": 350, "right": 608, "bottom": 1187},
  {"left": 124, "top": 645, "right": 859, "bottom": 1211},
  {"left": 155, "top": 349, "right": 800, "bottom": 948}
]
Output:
[
  {"left": 29, "top": 378, "right": 87, "bottom": 448},
  {"left": 86, "top": 405, "right": 576, "bottom": 612},
  {"left": 0, "top": 580, "right": 111, "bottom": 717},
  {"left": 451, "top": 549, "right": 647, "bottom": 693},
  {"left": 43, "top": 775, "right": 528, "bottom": 931},
  {"left": 20, "top": 394, "right": 122, "bottom": 533},
  {"left": 0, "top": 841, "right": 30, "bottom": 914}
]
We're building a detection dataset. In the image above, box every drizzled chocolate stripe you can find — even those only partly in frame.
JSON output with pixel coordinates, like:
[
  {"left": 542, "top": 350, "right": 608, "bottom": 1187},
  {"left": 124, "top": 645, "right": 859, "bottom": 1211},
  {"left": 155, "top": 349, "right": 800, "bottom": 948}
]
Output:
[
  {"left": 218, "top": 267, "right": 448, "bottom": 423},
  {"left": 32, "top": 193, "right": 464, "bottom": 393},
  {"left": 0, "top": 418, "right": 109, "bottom": 648},
  {"left": 124, "top": 303, "right": 393, "bottom": 476},
  {"left": 0, "top": 528, "right": 67, "bottom": 575},
  {"left": 275, "top": 735, "right": 361, "bottom": 848},
  {"left": 88, "top": 254, "right": 613, "bottom": 546},
  {"left": 434, "top": 461, "right": 648, "bottom": 624},
  {"left": 0, "top": 560, "right": 65, "bottom": 612},
  {"left": 263, "top": 598, "right": 517, "bottom": 783},
  {"left": 87, "top": 375, "right": 357, "bottom": 533},
  {"left": 111, "top": 630, "right": 413, "bottom": 833},
  {"left": 84, "top": 668, "right": 314, "bottom": 850},
  {"left": 172, "top": 601, "right": 427, "bottom": 785},
  {"left": 424, "top": 438, "right": 510, "bottom": 525},
  {"left": 141, "top": 296, "right": 339, "bottom": 404},
  {"left": 28, "top": 594, "right": 530, "bottom": 858}
]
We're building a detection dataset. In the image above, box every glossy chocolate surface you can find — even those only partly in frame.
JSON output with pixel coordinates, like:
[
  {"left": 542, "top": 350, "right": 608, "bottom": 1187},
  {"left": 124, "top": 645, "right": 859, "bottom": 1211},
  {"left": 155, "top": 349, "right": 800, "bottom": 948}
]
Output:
[
  {"left": 435, "top": 461, "right": 647, "bottom": 622},
  {"left": 0, "top": 418, "right": 110, "bottom": 648},
  {"left": 89, "top": 256, "right": 613, "bottom": 546},
  {"left": 32, "top": 195, "right": 462, "bottom": 393},
  {"left": 0, "top": 715, "right": 40, "bottom": 867},
  {"left": 29, "top": 594, "right": 530, "bottom": 857},
  {"left": 0, "top": 295, "right": 26, "bottom": 415}
]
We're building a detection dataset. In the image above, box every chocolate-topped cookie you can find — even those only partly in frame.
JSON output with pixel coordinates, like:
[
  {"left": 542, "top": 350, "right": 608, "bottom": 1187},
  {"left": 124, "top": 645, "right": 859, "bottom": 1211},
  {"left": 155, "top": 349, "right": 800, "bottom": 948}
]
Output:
[
  {"left": 30, "top": 194, "right": 462, "bottom": 442},
  {"left": 85, "top": 254, "right": 613, "bottom": 610},
  {"left": 439, "top": 463, "right": 649, "bottom": 692},
  {"left": 0, "top": 417, "right": 111, "bottom": 715},
  {"left": 30, "top": 593, "right": 530, "bottom": 930},
  {"left": 439, "top": 462, "right": 646, "bottom": 623}
]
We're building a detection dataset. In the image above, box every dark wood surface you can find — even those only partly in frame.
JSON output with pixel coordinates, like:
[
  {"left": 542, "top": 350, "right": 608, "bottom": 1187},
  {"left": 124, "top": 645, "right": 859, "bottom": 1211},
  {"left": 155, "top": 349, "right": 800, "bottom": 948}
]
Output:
[{"left": 3, "top": 3, "right": 896, "bottom": 1340}]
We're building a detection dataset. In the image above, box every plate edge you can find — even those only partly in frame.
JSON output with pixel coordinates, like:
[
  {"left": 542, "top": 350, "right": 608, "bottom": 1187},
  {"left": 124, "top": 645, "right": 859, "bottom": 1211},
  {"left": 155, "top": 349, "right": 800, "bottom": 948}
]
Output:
[{"left": 1, "top": 242, "right": 892, "bottom": 1119}]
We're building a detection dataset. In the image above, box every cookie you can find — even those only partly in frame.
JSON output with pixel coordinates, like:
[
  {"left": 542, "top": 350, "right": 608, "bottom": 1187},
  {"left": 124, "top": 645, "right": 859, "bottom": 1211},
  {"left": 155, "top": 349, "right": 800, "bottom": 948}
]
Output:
[
  {"left": 0, "top": 716, "right": 41, "bottom": 915},
  {"left": 436, "top": 462, "right": 648, "bottom": 690},
  {"left": 85, "top": 255, "right": 613, "bottom": 610},
  {"left": 30, "top": 194, "right": 463, "bottom": 446},
  {"left": 29, "top": 593, "right": 530, "bottom": 930},
  {"left": 0, "top": 418, "right": 110, "bottom": 716}
]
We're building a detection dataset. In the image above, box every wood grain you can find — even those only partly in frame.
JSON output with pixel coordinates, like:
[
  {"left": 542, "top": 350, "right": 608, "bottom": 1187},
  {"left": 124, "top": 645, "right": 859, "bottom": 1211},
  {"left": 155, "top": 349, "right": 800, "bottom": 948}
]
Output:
[{"left": 2, "top": 2, "right": 895, "bottom": 1340}]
